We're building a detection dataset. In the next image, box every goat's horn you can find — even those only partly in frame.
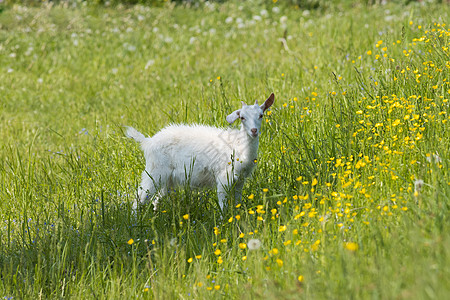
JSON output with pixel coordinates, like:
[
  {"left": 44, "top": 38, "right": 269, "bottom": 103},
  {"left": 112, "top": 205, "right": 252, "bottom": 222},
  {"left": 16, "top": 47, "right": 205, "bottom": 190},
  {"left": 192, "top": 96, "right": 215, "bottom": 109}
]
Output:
[{"left": 254, "top": 99, "right": 258, "bottom": 105}]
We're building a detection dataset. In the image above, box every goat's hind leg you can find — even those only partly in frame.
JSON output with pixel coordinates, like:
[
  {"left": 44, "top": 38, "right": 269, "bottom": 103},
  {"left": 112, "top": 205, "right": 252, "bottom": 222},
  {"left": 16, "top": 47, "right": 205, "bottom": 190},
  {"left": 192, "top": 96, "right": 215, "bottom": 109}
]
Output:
[
  {"left": 135, "top": 169, "right": 158, "bottom": 210},
  {"left": 137, "top": 168, "right": 170, "bottom": 211}
]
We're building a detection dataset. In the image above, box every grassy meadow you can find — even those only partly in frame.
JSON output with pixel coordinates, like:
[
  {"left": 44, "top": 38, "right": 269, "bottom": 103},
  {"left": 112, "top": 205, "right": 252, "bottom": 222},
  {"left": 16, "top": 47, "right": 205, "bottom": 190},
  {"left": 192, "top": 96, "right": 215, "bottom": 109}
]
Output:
[{"left": 1, "top": 0, "right": 449, "bottom": 298}]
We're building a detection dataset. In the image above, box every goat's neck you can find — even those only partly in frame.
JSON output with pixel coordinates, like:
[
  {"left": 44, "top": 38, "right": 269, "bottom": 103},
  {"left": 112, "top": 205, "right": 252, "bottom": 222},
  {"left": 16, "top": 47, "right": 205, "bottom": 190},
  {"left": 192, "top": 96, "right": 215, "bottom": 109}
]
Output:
[{"left": 239, "top": 129, "right": 259, "bottom": 161}]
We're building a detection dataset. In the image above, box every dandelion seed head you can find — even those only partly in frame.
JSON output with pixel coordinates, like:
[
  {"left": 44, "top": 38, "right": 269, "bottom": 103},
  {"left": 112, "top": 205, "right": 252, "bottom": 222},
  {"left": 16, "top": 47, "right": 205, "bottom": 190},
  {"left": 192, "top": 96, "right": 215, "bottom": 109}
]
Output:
[
  {"left": 414, "top": 179, "right": 424, "bottom": 192},
  {"left": 247, "top": 239, "right": 262, "bottom": 251}
]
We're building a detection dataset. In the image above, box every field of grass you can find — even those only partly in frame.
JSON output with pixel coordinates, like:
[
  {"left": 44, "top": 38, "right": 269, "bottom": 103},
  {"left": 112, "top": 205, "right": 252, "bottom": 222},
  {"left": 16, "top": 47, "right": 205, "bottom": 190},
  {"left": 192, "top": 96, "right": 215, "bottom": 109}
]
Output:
[{"left": 0, "top": 0, "right": 449, "bottom": 298}]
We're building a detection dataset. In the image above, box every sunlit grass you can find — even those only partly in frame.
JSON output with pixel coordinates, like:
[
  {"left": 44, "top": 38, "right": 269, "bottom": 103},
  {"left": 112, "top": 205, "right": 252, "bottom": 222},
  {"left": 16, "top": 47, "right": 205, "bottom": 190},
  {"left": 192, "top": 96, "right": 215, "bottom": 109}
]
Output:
[{"left": 0, "top": 1, "right": 449, "bottom": 299}]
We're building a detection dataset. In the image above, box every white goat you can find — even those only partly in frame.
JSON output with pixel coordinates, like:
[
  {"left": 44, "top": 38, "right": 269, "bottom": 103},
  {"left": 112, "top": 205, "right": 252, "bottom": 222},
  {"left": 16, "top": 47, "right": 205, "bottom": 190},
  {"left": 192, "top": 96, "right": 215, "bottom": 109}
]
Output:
[{"left": 126, "top": 93, "right": 274, "bottom": 211}]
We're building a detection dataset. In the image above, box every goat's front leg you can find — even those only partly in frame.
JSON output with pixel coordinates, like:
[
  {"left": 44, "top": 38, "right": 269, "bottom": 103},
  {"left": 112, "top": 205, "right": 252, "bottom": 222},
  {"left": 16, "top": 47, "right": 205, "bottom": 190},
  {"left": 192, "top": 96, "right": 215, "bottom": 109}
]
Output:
[
  {"left": 216, "top": 184, "right": 227, "bottom": 212},
  {"left": 233, "top": 178, "right": 244, "bottom": 204},
  {"left": 216, "top": 172, "right": 243, "bottom": 212},
  {"left": 216, "top": 172, "right": 236, "bottom": 212}
]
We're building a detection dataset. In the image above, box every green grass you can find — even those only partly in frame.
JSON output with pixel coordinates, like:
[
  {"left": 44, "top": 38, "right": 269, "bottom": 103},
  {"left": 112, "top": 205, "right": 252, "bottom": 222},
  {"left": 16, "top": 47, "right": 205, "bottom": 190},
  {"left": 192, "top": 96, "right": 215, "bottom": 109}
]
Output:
[{"left": 1, "top": 1, "right": 449, "bottom": 299}]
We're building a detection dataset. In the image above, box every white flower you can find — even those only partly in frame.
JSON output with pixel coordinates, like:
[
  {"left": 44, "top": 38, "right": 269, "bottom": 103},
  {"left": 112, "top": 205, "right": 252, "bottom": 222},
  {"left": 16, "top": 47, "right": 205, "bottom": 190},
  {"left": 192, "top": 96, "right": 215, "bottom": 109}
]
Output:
[
  {"left": 321, "top": 213, "right": 331, "bottom": 225},
  {"left": 426, "top": 152, "right": 442, "bottom": 164},
  {"left": 124, "top": 44, "right": 136, "bottom": 51},
  {"left": 280, "top": 16, "right": 288, "bottom": 23},
  {"left": 247, "top": 239, "right": 262, "bottom": 251},
  {"left": 145, "top": 60, "right": 155, "bottom": 70},
  {"left": 414, "top": 179, "right": 424, "bottom": 193},
  {"left": 253, "top": 15, "right": 262, "bottom": 21},
  {"left": 272, "top": 7, "right": 280, "bottom": 14},
  {"left": 427, "top": 152, "right": 442, "bottom": 164},
  {"left": 225, "top": 17, "right": 233, "bottom": 24},
  {"left": 189, "top": 37, "right": 196, "bottom": 44},
  {"left": 111, "top": 68, "right": 118, "bottom": 74},
  {"left": 260, "top": 9, "right": 268, "bottom": 16},
  {"left": 434, "top": 153, "right": 442, "bottom": 163}
]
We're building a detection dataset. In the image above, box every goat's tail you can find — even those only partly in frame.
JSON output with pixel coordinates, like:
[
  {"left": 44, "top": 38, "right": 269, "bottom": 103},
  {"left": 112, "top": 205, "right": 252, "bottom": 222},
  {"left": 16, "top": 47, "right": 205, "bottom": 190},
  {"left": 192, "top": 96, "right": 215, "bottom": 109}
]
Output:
[{"left": 125, "top": 126, "right": 147, "bottom": 143}]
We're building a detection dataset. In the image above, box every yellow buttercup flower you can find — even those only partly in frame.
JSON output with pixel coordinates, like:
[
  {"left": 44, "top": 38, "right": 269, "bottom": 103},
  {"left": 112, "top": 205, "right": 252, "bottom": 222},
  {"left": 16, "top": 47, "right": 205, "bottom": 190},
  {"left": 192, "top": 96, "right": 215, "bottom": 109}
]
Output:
[
  {"left": 276, "top": 258, "right": 283, "bottom": 267},
  {"left": 344, "top": 242, "right": 359, "bottom": 251}
]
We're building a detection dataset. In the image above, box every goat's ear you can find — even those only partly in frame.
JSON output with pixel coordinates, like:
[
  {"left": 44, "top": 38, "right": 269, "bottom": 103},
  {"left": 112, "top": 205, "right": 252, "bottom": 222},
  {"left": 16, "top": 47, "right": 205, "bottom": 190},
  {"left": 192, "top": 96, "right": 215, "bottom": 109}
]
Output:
[
  {"left": 226, "top": 110, "right": 241, "bottom": 124},
  {"left": 260, "top": 93, "right": 275, "bottom": 112},
  {"left": 254, "top": 99, "right": 259, "bottom": 105}
]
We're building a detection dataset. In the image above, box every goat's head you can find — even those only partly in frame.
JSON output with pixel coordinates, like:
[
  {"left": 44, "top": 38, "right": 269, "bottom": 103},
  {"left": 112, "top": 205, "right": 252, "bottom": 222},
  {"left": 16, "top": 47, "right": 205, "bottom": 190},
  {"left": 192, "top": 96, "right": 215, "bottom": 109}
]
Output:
[{"left": 226, "top": 93, "right": 274, "bottom": 138}]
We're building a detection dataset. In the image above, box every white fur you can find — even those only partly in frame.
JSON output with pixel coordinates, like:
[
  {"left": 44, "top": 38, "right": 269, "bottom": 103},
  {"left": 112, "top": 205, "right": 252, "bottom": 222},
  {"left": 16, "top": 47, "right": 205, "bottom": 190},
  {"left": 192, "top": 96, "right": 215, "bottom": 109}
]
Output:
[{"left": 126, "top": 93, "right": 274, "bottom": 211}]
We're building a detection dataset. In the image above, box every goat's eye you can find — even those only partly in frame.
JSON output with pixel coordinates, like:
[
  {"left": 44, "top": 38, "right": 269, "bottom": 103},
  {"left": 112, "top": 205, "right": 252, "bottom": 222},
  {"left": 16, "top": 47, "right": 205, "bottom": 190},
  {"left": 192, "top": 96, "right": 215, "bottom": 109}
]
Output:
[
  {"left": 240, "top": 116, "right": 245, "bottom": 121},
  {"left": 259, "top": 114, "right": 263, "bottom": 119}
]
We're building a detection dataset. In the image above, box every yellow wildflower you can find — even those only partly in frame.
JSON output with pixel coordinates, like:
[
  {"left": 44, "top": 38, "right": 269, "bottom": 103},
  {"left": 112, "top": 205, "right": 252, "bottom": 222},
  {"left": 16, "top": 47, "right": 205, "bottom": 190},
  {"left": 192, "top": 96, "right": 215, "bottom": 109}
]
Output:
[
  {"left": 344, "top": 242, "right": 359, "bottom": 251},
  {"left": 276, "top": 258, "right": 283, "bottom": 267}
]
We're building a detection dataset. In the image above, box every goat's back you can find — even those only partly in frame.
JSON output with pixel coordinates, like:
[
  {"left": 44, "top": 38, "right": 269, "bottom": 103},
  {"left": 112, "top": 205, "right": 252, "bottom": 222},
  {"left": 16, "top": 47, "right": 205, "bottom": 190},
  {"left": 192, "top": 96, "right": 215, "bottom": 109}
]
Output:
[{"left": 142, "top": 124, "right": 243, "bottom": 181}]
